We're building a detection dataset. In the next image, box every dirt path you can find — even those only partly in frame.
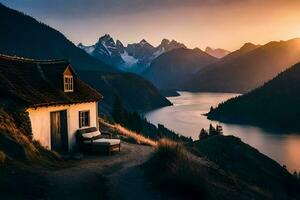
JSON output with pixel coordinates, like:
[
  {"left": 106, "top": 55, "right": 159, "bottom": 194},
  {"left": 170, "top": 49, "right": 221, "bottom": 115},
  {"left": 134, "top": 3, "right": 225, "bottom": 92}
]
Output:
[{"left": 45, "top": 142, "right": 170, "bottom": 200}]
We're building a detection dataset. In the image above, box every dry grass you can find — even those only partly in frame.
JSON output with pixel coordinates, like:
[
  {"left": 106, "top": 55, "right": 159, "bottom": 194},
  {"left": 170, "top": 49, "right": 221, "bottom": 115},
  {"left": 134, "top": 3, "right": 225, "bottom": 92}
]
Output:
[
  {"left": 98, "top": 118, "right": 157, "bottom": 146},
  {"left": 0, "top": 108, "right": 61, "bottom": 165},
  {"left": 0, "top": 111, "right": 39, "bottom": 161},
  {"left": 143, "top": 139, "right": 248, "bottom": 200},
  {"left": 114, "top": 124, "right": 157, "bottom": 146},
  {"left": 143, "top": 139, "right": 210, "bottom": 199},
  {"left": 155, "top": 138, "right": 186, "bottom": 159},
  {"left": 0, "top": 151, "right": 6, "bottom": 164}
]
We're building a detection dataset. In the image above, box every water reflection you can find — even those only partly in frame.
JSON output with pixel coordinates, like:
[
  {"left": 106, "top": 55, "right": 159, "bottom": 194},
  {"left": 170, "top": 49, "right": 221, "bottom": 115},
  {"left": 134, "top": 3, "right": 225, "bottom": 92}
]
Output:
[{"left": 145, "top": 91, "right": 300, "bottom": 172}]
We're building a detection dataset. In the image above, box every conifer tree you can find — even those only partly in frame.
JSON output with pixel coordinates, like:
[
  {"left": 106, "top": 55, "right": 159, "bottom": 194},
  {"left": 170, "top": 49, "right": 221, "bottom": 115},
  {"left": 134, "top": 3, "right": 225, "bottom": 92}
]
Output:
[
  {"left": 111, "top": 95, "right": 123, "bottom": 124},
  {"left": 199, "top": 128, "right": 208, "bottom": 140},
  {"left": 209, "top": 124, "right": 217, "bottom": 135}
]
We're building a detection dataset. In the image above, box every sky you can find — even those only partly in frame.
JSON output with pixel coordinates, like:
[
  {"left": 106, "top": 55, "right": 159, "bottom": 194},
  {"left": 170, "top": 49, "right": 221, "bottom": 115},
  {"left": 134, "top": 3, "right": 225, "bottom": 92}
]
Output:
[{"left": 1, "top": 0, "right": 300, "bottom": 51}]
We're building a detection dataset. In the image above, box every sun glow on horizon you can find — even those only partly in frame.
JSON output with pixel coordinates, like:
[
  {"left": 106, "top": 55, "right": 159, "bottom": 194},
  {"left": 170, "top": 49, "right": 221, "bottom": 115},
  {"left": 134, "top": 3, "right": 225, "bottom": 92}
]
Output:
[{"left": 2, "top": 0, "right": 300, "bottom": 51}]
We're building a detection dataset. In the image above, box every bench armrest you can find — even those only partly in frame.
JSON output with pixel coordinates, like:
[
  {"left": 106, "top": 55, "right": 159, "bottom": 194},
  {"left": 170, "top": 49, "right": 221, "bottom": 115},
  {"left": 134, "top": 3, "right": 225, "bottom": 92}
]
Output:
[{"left": 100, "top": 131, "right": 112, "bottom": 139}]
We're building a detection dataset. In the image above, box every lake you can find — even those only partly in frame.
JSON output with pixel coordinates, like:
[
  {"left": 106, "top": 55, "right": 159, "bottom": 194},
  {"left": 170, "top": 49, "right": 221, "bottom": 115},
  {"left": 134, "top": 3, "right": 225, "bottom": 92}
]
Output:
[{"left": 145, "top": 91, "right": 300, "bottom": 173}]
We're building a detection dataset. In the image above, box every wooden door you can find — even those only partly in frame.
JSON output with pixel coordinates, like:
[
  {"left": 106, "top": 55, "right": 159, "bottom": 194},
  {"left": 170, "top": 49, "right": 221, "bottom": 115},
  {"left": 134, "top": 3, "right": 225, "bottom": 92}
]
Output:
[
  {"left": 60, "top": 111, "right": 68, "bottom": 152},
  {"left": 50, "top": 111, "right": 68, "bottom": 153}
]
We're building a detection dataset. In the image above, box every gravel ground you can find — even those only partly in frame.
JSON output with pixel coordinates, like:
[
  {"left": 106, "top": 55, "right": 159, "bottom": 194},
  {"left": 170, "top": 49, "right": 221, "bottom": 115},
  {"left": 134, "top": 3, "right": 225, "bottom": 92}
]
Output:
[{"left": 44, "top": 142, "right": 172, "bottom": 200}]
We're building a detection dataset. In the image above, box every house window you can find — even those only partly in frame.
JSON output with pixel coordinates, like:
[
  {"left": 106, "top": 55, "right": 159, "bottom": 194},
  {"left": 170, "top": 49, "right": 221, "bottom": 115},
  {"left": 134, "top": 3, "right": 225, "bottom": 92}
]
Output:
[
  {"left": 79, "top": 111, "right": 90, "bottom": 128},
  {"left": 64, "top": 75, "right": 73, "bottom": 92}
]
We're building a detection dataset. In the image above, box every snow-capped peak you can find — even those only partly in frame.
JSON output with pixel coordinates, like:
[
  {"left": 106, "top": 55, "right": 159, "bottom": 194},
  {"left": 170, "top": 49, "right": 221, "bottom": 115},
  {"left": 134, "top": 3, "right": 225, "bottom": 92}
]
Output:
[
  {"left": 99, "top": 34, "right": 113, "bottom": 41},
  {"left": 205, "top": 46, "right": 231, "bottom": 58},
  {"left": 160, "top": 39, "right": 170, "bottom": 46},
  {"left": 98, "top": 34, "right": 115, "bottom": 48},
  {"left": 139, "top": 39, "right": 148, "bottom": 46},
  {"left": 77, "top": 43, "right": 95, "bottom": 54},
  {"left": 158, "top": 39, "right": 186, "bottom": 52},
  {"left": 78, "top": 34, "right": 188, "bottom": 74}
]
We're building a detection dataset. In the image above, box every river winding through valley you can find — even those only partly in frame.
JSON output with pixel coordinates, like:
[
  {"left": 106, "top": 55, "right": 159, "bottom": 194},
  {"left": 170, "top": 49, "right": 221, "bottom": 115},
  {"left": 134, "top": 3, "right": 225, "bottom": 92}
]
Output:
[{"left": 145, "top": 91, "right": 300, "bottom": 173}]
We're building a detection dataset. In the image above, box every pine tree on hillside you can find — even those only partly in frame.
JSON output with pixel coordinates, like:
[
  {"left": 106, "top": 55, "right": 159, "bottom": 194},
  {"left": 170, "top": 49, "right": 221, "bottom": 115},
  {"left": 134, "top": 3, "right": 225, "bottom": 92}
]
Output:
[
  {"left": 199, "top": 128, "right": 208, "bottom": 140},
  {"left": 209, "top": 124, "right": 217, "bottom": 136},
  {"left": 216, "top": 125, "right": 223, "bottom": 135},
  {"left": 112, "top": 95, "right": 123, "bottom": 124}
]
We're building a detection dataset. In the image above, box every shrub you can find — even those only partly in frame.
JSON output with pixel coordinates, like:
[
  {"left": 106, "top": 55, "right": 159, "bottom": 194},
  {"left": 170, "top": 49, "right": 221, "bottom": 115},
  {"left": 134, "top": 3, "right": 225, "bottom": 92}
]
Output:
[
  {"left": 199, "top": 128, "right": 208, "bottom": 140},
  {"left": 199, "top": 124, "right": 223, "bottom": 141},
  {"left": 143, "top": 139, "right": 208, "bottom": 199},
  {"left": 154, "top": 139, "right": 185, "bottom": 161}
]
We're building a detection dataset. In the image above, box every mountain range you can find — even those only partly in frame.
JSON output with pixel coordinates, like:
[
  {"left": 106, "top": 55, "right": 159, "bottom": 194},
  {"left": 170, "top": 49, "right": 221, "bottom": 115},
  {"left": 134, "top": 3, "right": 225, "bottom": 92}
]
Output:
[
  {"left": 78, "top": 36, "right": 186, "bottom": 73},
  {"left": 143, "top": 48, "right": 218, "bottom": 90},
  {"left": 138, "top": 38, "right": 300, "bottom": 94},
  {"left": 207, "top": 61, "right": 300, "bottom": 131},
  {"left": 205, "top": 47, "right": 231, "bottom": 58},
  {"left": 3, "top": 2, "right": 300, "bottom": 116},
  {"left": 0, "top": 3, "right": 171, "bottom": 112},
  {"left": 0, "top": 5, "right": 114, "bottom": 73},
  {"left": 188, "top": 38, "right": 300, "bottom": 93}
]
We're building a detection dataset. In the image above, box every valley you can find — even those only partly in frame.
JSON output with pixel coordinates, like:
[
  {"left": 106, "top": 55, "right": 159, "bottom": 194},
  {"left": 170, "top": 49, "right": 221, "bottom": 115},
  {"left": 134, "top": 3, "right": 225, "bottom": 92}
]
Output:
[
  {"left": 1, "top": 1, "right": 300, "bottom": 200},
  {"left": 145, "top": 91, "right": 300, "bottom": 173}
]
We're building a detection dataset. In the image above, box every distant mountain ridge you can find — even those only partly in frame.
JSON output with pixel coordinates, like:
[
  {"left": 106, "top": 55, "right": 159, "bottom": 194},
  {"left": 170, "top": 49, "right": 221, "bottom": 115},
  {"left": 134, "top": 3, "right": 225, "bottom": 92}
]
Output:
[
  {"left": 0, "top": 4, "right": 116, "bottom": 73},
  {"left": 78, "top": 35, "right": 186, "bottom": 73},
  {"left": 205, "top": 46, "right": 230, "bottom": 58},
  {"left": 143, "top": 47, "right": 218, "bottom": 90},
  {"left": 188, "top": 38, "right": 300, "bottom": 93},
  {"left": 207, "top": 61, "right": 300, "bottom": 131}
]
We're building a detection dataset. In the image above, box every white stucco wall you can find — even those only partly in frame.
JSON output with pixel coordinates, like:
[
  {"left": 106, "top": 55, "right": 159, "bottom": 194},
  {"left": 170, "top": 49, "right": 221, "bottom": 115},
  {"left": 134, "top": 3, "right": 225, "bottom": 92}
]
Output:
[{"left": 26, "top": 102, "right": 98, "bottom": 151}]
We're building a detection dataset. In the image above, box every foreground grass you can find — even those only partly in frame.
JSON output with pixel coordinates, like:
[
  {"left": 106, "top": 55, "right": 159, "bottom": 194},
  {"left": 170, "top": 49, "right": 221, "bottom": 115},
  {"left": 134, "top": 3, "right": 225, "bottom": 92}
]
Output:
[
  {"left": 143, "top": 139, "right": 240, "bottom": 200},
  {"left": 99, "top": 118, "right": 157, "bottom": 146},
  {"left": 0, "top": 159, "right": 49, "bottom": 200},
  {"left": 114, "top": 124, "right": 157, "bottom": 146},
  {"left": 189, "top": 135, "right": 300, "bottom": 200},
  {"left": 143, "top": 137, "right": 300, "bottom": 200},
  {"left": 0, "top": 108, "right": 62, "bottom": 199}
]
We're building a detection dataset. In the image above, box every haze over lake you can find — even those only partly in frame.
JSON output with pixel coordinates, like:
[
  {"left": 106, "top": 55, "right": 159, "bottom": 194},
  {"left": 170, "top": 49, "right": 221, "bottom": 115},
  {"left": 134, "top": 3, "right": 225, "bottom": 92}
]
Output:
[{"left": 145, "top": 91, "right": 300, "bottom": 172}]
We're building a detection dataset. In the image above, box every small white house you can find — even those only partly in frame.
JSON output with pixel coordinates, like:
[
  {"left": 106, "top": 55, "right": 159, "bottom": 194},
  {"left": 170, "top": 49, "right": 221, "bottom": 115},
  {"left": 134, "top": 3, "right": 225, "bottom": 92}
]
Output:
[{"left": 0, "top": 54, "right": 103, "bottom": 152}]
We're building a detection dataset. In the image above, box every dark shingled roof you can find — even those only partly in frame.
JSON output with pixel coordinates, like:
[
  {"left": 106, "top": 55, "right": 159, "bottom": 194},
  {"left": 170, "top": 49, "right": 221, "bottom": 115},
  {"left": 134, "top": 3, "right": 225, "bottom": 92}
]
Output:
[{"left": 0, "top": 54, "right": 103, "bottom": 109}]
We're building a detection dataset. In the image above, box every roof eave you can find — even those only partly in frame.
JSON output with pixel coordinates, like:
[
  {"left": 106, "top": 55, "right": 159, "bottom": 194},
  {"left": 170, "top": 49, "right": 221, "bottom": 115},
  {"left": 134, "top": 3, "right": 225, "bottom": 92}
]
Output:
[{"left": 27, "top": 98, "right": 103, "bottom": 109}]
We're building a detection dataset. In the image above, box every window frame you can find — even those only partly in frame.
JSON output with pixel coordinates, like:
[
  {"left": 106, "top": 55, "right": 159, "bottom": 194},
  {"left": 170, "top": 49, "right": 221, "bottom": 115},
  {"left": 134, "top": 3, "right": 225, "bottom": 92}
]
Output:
[
  {"left": 64, "top": 75, "right": 74, "bottom": 92},
  {"left": 79, "top": 110, "right": 90, "bottom": 128}
]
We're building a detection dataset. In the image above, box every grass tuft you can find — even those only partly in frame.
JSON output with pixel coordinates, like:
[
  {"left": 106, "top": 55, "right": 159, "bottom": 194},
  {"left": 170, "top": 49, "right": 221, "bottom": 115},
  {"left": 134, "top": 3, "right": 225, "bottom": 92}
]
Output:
[
  {"left": 114, "top": 124, "right": 157, "bottom": 146},
  {"left": 143, "top": 139, "right": 208, "bottom": 200},
  {"left": 155, "top": 138, "right": 185, "bottom": 161},
  {"left": 99, "top": 118, "right": 157, "bottom": 146}
]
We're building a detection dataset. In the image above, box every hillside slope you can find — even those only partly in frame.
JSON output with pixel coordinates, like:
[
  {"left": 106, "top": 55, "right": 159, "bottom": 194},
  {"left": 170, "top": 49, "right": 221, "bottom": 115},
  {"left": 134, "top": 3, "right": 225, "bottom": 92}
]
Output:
[
  {"left": 189, "top": 39, "right": 300, "bottom": 93},
  {"left": 143, "top": 48, "right": 217, "bottom": 90},
  {"left": 0, "top": 3, "right": 113, "bottom": 72},
  {"left": 79, "top": 71, "right": 172, "bottom": 112},
  {"left": 207, "top": 62, "right": 300, "bottom": 130},
  {"left": 188, "top": 136, "right": 300, "bottom": 199},
  {"left": 144, "top": 136, "right": 300, "bottom": 200},
  {"left": 0, "top": 107, "right": 61, "bottom": 199},
  {"left": 0, "top": 3, "right": 170, "bottom": 112}
]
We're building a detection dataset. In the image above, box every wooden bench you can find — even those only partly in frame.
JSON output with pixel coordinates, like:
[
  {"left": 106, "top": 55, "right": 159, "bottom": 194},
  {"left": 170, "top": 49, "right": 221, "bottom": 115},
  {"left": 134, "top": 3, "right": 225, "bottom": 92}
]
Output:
[{"left": 76, "top": 127, "right": 121, "bottom": 155}]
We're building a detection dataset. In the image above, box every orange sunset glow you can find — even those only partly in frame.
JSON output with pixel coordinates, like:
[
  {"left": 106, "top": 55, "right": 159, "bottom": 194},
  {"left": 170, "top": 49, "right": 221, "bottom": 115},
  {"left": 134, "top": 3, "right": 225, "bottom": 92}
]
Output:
[
  {"left": 2, "top": 0, "right": 300, "bottom": 50},
  {"left": 1, "top": 1, "right": 300, "bottom": 199}
]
